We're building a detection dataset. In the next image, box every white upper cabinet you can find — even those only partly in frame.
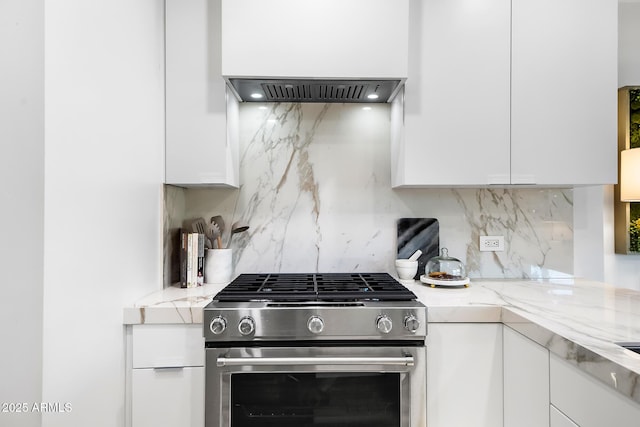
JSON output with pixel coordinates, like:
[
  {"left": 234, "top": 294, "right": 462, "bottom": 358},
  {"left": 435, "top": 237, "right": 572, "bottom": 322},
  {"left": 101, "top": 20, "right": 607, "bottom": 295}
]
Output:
[
  {"left": 392, "top": 0, "right": 511, "bottom": 186},
  {"left": 393, "top": 0, "right": 617, "bottom": 187},
  {"left": 511, "top": 0, "right": 617, "bottom": 186},
  {"left": 165, "top": 0, "right": 239, "bottom": 187},
  {"left": 220, "top": 0, "right": 408, "bottom": 80}
]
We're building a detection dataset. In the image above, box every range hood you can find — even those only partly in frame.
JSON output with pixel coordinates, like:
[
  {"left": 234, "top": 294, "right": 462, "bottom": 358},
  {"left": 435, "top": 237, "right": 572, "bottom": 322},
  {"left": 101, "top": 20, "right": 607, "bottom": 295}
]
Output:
[
  {"left": 227, "top": 78, "right": 403, "bottom": 103},
  {"left": 221, "top": 0, "right": 409, "bottom": 104}
]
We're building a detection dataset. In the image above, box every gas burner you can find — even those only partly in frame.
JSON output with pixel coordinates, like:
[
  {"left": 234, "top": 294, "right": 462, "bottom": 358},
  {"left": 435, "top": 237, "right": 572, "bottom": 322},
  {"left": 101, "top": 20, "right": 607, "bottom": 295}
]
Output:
[
  {"left": 204, "top": 272, "right": 426, "bottom": 344},
  {"left": 213, "top": 273, "right": 417, "bottom": 302}
]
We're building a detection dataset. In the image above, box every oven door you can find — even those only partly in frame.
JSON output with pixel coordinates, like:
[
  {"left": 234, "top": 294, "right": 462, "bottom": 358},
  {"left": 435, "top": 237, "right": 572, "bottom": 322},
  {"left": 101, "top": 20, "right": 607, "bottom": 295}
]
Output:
[{"left": 205, "top": 345, "right": 426, "bottom": 427}]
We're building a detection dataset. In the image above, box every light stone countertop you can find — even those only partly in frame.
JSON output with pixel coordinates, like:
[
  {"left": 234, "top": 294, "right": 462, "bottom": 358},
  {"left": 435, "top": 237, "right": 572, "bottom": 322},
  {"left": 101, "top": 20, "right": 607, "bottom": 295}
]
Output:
[
  {"left": 123, "top": 282, "right": 228, "bottom": 325},
  {"left": 123, "top": 277, "right": 640, "bottom": 405}
]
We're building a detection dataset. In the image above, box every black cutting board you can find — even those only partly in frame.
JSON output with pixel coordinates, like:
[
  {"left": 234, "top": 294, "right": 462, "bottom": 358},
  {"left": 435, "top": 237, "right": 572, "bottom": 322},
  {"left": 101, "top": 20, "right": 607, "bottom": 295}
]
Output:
[{"left": 397, "top": 218, "right": 439, "bottom": 280}]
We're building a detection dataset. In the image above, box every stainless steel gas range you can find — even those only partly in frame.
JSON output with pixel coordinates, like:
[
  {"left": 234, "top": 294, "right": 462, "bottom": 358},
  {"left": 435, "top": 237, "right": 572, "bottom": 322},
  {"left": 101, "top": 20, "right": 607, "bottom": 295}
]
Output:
[{"left": 203, "top": 273, "right": 427, "bottom": 427}]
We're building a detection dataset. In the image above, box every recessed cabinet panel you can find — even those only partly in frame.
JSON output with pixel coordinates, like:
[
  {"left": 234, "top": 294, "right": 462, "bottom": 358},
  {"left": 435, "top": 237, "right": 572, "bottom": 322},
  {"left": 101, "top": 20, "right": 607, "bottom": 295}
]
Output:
[
  {"left": 395, "top": 0, "right": 511, "bottom": 187},
  {"left": 165, "top": 0, "right": 238, "bottom": 187},
  {"left": 511, "top": 0, "right": 617, "bottom": 186}
]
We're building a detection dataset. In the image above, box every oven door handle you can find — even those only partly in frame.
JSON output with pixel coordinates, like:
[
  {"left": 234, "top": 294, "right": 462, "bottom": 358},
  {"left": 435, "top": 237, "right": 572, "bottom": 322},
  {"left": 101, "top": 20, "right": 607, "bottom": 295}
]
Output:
[{"left": 216, "top": 355, "right": 414, "bottom": 367}]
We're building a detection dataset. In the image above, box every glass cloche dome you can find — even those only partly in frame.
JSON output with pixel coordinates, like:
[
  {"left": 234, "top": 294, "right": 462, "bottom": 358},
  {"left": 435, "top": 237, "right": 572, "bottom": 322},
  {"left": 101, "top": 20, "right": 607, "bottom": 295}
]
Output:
[{"left": 422, "top": 248, "right": 470, "bottom": 287}]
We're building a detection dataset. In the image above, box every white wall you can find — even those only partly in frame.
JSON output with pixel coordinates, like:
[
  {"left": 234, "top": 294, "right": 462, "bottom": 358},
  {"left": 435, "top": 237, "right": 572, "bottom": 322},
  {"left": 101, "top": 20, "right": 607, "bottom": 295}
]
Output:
[
  {"left": 573, "top": 187, "right": 606, "bottom": 281},
  {"left": 42, "top": 1, "right": 165, "bottom": 426},
  {"left": 604, "top": 187, "right": 640, "bottom": 288},
  {"left": 0, "top": 1, "right": 44, "bottom": 426}
]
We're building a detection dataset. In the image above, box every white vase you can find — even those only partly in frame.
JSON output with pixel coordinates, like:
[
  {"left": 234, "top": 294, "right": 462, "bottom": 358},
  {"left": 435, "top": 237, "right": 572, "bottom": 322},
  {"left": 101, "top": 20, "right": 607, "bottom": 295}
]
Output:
[{"left": 204, "top": 248, "right": 233, "bottom": 284}]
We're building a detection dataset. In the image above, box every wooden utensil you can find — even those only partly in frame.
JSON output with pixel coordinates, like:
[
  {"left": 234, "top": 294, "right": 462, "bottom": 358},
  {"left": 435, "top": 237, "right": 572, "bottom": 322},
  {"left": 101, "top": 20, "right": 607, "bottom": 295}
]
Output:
[{"left": 210, "top": 216, "right": 225, "bottom": 248}]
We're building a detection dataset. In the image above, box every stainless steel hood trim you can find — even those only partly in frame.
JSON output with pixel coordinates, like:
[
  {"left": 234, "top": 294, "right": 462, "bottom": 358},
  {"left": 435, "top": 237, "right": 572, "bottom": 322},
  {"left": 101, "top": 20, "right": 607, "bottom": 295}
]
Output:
[{"left": 225, "top": 77, "right": 404, "bottom": 103}]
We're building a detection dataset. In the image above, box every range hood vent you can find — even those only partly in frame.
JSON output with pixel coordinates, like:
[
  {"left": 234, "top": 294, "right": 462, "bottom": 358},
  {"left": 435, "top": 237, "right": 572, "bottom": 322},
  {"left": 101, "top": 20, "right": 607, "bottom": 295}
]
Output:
[{"left": 228, "top": 78, "right": 402, "bottom": 103}]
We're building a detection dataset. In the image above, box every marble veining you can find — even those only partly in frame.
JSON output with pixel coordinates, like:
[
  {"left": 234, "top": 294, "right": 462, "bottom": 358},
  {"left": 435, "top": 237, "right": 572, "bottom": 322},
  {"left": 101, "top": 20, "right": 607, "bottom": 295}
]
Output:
[
  {"left": 237, "top": 103, "right": 329, "bottom": 272},
  {"left": 164, "top": 103, "right": 573, "bottom": 284},
  {"left": 411, "top": 279, "right": 640, "bottom": 404},
  {"left": 453, "top": 189, "right": 572, "bottom": 279},
  {"left": 124, "top": 278, "right": 640, "bottom": 405},
  {"left": 123, "top": 283, "right": 227, "bottom": 324}
]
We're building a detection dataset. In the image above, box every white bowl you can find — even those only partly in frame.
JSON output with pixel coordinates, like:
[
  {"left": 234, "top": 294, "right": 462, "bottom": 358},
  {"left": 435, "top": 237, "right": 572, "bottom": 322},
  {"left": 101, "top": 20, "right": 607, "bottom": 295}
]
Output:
[{"left": 395, "top": 259, "right": 418, "bottom": 280}]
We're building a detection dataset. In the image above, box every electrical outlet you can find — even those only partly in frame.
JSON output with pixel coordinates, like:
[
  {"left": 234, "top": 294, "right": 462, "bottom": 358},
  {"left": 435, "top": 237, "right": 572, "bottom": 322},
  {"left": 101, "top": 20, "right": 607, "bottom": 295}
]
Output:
[{"left": 479, "top": 236, "right": 504, "bottom": 252}]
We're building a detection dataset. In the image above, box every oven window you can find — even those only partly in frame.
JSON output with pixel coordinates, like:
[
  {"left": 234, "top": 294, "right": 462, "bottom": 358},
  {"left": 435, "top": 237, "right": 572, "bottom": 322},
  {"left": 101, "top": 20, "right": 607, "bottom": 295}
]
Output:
[{"left": 230, "top": 372, "right": 400, "bottom": 427}]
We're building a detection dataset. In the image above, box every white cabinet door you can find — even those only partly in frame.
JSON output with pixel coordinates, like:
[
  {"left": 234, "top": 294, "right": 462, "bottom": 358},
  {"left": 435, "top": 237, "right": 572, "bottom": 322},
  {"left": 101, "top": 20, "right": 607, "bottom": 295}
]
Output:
[
  {"left": 132, "top": 367, "right": 204, "bottom": 427},
  {"left": 427, "top": 323, "right": 503, "bottom": 427},
  {"left": 395, "top": 0, "right": 616, "bottom": 187},
  {"left": 550, "top": 353, "right": 640, "bottom": 427},
  {"left": 221, "top": 0, "right": 408, "bottom": 80},
  {"left": 394, "top": 0, "right": 511, "bottom": 187},
  {"left": 503, "top": 327, "right": 550, "bottom": 427},
  {"left": 132, "top": 324, "right": 204, "bottom": 368},
  {"left": 550, "top": 405, "right": 579, "bottom": 427},
  {"left": 511, "top": 0, "right": 617, "bottom": 185},
  {"left": 129, "top": 324, "right": 205, "bottom": 427},
  {"left": 165, "top": 0, "right": 239, "bottom": 187}
]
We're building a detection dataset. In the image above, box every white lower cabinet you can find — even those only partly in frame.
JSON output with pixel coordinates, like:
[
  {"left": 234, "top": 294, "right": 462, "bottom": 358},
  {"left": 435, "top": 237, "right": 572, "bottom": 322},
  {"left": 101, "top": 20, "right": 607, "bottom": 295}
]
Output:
[
  {"left": 503, "top": 327, "right": 549, "bottom": 427},
  {"left": 128, "top": 324, "right": 205, "bottom": 427},
  {"left": 550, "top": 405, "right": 578, "bottom": 427},
  {"left": 427, "top": 323, "right": 503, "bottom": 427},
  {"left": 124, "top": 321, "right": 640, "bottom": 427},
  {"left": 132, "top": 367, "right": 204, "bottom": 427},
  {"left": 549, "top": 353, "right": 640, "bottom": 427}
]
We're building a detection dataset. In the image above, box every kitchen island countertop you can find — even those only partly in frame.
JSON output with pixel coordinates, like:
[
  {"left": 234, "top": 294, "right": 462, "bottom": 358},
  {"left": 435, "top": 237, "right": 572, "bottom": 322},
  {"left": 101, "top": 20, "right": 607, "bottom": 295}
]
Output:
[{"left": 124, "top": 277, "right": 640, "bottom": 405}]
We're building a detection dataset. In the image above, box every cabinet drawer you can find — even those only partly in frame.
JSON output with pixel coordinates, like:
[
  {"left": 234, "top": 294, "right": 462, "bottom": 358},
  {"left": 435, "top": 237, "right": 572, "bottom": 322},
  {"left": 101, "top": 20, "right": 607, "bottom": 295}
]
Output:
[
  {"left": 132, "top": 324, "right": 204, "bottom": 368},
  {"left": 132, "top": 366, "right": 204, "bottom": 427},
  {"left": 550, "top": 354, "right": 640, "bottom": 427}
]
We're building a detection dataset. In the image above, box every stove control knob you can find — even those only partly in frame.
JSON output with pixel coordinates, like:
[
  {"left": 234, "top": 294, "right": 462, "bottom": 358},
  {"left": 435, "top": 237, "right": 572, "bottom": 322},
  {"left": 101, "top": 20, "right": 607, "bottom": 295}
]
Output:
[
  {"left": 238, "top": 317, "right": 255, "bottom": 336},
  {"left": 404, "top": 315, "right": 420, "bottom": 333},
  {"left": 209, "top": 316, "right": 227, "bottom": 335},
  {"left": 307, "top": 316, "right": 324, "bottom": 334},
  {"left": 376, "top": 315, "right": 393, "bottom": 334}
]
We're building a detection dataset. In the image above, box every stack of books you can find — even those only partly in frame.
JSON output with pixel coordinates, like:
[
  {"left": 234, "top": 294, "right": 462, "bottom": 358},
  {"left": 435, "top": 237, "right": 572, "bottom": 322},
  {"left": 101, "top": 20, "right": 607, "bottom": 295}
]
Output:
[{"left": 180, "top": 231, "right": 204, "bottom": 288}]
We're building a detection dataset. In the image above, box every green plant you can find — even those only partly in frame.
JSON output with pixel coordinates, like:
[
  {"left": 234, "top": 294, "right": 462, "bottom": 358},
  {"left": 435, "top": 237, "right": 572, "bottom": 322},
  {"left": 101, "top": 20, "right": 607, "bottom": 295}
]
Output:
[
  {"left": 630, "top": 89, "right": 640, "bottom": 148},
  {"left": 630, "top": 218, "right": 640, "bottom": 252}
]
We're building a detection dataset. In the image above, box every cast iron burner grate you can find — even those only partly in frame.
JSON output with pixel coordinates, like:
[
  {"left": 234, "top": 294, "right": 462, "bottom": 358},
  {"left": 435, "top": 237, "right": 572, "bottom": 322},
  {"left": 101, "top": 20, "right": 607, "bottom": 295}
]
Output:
[{"left": 214, "top": 273, "right": 416, "bottom": 302}]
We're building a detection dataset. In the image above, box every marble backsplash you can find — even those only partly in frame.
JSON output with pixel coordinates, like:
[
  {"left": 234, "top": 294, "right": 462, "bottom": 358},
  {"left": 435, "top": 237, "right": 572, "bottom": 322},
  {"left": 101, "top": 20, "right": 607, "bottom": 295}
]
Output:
[{"left": 164, "top": 103, "right": 573, "bottom": 286}]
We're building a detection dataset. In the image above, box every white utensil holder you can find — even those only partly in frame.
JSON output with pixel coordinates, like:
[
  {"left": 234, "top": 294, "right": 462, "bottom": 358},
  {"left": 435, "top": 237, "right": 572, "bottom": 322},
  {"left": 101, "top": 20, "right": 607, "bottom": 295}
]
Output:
[{"left": 204, "top": 249, "right": 233, "bottom": 284}]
